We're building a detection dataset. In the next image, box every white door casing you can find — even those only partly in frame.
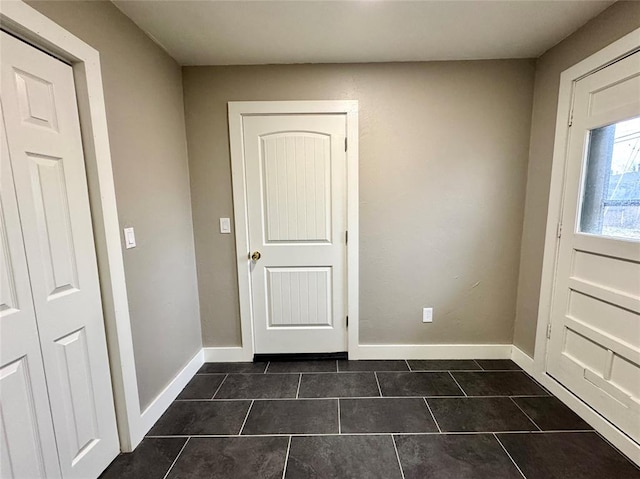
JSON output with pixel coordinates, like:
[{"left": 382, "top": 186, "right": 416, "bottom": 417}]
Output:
[
  {"left": 1, "top": 32, "right": 119, "bottom": 478},
  {"left": 244, "top": 114, "right": 347, "bottom": 354},
  {"left": 0, "top": 100, "right": 62, "bottom": 479},
  {"left": 547, "top": 51, "right": 640, "bottom": 443}
]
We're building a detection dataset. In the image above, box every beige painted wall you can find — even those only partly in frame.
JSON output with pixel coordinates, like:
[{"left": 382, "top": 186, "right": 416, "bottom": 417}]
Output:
[
  {"left": 183, "top": 60, "right": 536, "bottom": 347},
  {"left": 513, "top": 1, "right": 640, "bottom": 356},
  {"left": 26, "top": 0, "right": 202, "bottom": 409}
]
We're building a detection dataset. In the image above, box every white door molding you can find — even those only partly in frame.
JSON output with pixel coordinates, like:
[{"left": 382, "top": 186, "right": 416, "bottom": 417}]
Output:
[
  {"left": 0, "top": 1, "right": 143, "bottom": 451},
  {"left": 228, "top": 100, "right": 359, "bottom": 360},
  {"left": 534, "top": 27, "right": 640, "bottom": 461}
]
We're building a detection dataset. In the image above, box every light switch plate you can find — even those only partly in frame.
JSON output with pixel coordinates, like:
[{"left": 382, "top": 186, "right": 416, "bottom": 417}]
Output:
[
  {"left": 220, "top": 217, "right": 231, "bottom": 234},
  {"left": 423, "top": 307, "right": 433, "bottom": 323},
  {"left": 123, "top": 227, "right": 136, "bottom": 249}
]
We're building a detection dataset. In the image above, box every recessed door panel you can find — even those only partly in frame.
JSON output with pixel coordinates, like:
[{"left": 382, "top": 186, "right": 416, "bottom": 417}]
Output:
[
  {"left": 261, "top": 134, "right": 331, "bottom": 243},
  {"left": 266, "top": 267, "right": 332, "bottom": 327}
]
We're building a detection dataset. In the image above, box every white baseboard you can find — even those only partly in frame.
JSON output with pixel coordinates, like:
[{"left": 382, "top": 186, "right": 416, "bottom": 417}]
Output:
[
  {"left": 510, "top": 344, "right": 535, "bottom": 370},
  {"left": 510, "top": 346, "right": 640, "bottom": 466},
  {"left": 350, "top": 344, "right": 513, "bottom": 360},
  {"left": 203, "top": 346, "right": 251, "bottom": 362},
  {"left": 137, "top": 349, "right": 204, "bottom": 438}
]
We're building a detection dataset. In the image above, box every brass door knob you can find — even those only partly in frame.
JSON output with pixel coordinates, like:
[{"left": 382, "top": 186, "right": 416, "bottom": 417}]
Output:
[{"left": 250, "top": 251, "right": 261, "bottom": 261}]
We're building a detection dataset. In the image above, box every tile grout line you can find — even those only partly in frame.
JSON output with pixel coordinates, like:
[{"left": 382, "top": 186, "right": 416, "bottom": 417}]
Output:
[
  {"left": 448, "top": 371, "right": 467, "bottom": 396},
  {"left": 281, "top": 435, "right": 292, "bottom": 479},
  {"left": 162, "top": 436, "right": 190, "bottom": 479},
  {"left": 423, "top": 397, "right": 442, "bottom": 433},
  {"left": 264, "top": 362, "right": 271, "bottom": 374},
  {"left": 509, "top": 397, "right": 542, "bottom": 432},
  {"left": 146, "top": 429, "right": 596, "bottom": 439},
  {"left": 374, "top": 371, "right": 383, "bottom": 397},
  {"left": 211, "top": 374, "right": 228, "bottom": 399},
  {"left": 592, "top": 429, "right": 640, "bottom": 471},
  {"left": 473, "top": 359, "right": 484, "bottom": 370},
  {"left": 493, "top": 433, "right": 527, "bottom": 479},
  {"left": 337, "top": 399, "right": 341, "bottom": 434},
  {"left": 238, "top": 400, "right": 255, "bottom": 435},
  {"left": 174, "top": 394, "right": 550, "bottom": 402},
  {"left": 391, "top": 435, "right": 406, "bottom": 479},
  {"left": 405, "top": 360, "right": 412, "bottom": 372},
  {"left": 295, "top": 373, "right": 302, "bottom": 399}
]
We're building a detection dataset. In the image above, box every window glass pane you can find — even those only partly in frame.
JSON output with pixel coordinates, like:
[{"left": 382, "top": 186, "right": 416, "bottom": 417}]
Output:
[{"left": 580, "top": 116, "right": 640, "bottom": 240}]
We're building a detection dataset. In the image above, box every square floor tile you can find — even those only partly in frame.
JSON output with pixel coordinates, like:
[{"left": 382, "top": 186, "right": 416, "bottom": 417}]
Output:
[
  {"left": 214, "top": 373, "right": 299, "bottom": 399},
  {"left": 338, "top": 360, "right": 409, "bottom": 372},
  {"left": 340, "top": 398, "right": 437, "bottom": 433},
  {"left": 99, "top": 438, "right": 187, "bottom": 479},
  {"left": 377, "top": 372, "right": 463, "bottom": 396},
  {"left": 476, "top": 359, "right": 521, "bottom": 370},
  {"left": 166, "top": 437, "right": 289, "bottom": 479},
  {"left": 298, "top": 372, "right": 380, "bottom": 398},
  {"left": 177, "top": 374, "right": 225, "bottom": 400},
  {"left": 497, "top": 432, "right": 640, "bottom": 478},
  {"left": 241, "top": 399, "right": 338, "bottom": 435},
  {"left": 148, "top": 401, "right": 250, "bottom": 436},
  {"left": 395, "top": 434, "right": 522, "bottom": 479},
  {"left": 408, "top": 360, "right": 481, "bottom": 371},
  {"left": 286, "top": 435, "right": 403, "bottom": 479},
  {"left": 198, "top": 362, "right": 267, "bottom": 374},
  {"left": 428, "top": 397, "right": 537, "bottom": 432},
  {"left": 266, "top": 360, "right": 337, "bottom": 373},
  {"left": 512, "top": 396, "right": 593, "bottom": 431},
  {"left": 452, "top": 371, "right": 548, "bottom": 396}
]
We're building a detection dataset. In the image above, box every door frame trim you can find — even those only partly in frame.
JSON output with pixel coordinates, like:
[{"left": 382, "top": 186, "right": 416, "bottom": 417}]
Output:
[
  {"left": 1, "top": 1, "right": 143, "bottom": 451},
  {"left": 535, "top": 27, "right": 640, "bottom": 459},
  {"left": 228, "top": 100, "right": 359, "bottom": 360}
]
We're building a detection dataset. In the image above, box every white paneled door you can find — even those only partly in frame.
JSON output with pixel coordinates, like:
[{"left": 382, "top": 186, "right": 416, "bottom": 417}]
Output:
[
  {"left": 547, "top": 51, "right": 640, "bottom": 443},
  {"left": 243, "top": 114, "right": 347, "bottom": 354},
  {"left": 0, "top": 32, "right": 119, "bottom": 478}
]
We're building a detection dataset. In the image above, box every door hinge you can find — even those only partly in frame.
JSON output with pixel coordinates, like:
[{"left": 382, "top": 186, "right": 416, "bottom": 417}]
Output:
[
  {"left": 547, "top": 323, "right": 552, "bottom": 339},
  {"left": 345, "top": 137, "right": 348, "bottom": 152},
  {"left": 568, "top": 109, "right": 574, "bottom": 127},
  {"left": 345, "top": 230, "right": 348, "bottom": 244},
  {"left": 556, "top": 221, "right": 563, "bottom": 239},
  {"left": 346, "top": 315, "right": 349, "bottom": 328}
]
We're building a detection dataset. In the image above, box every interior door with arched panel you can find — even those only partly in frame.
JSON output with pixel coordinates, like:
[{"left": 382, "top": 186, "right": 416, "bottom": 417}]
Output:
[{"left": 243, "top": 114, "right": 347, "bottom": 354}]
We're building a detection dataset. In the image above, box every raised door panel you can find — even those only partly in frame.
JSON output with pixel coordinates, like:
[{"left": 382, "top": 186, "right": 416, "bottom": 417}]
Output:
[{"left": 1, "top": 32, "right": 118, "bottom": 478}]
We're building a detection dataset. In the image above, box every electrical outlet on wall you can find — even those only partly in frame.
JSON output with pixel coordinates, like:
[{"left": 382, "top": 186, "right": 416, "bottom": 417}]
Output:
[{"left": 423, "top": 307, "right": 433, "bottom": 323}]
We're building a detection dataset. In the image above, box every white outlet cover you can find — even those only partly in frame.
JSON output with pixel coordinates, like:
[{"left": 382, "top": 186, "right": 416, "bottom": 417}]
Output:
[{"left": 423, "top": 307, "right": 433, "bottom": 323}]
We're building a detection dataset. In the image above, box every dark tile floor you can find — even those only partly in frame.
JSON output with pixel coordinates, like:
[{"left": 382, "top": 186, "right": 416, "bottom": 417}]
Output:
[{"left": 100, "top": 359, "right": 640, "bottom": 479}]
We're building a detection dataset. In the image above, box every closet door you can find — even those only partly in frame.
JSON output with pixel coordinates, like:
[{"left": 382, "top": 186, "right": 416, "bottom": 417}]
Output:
[
  {"left": 0, "top": 101, "right": 62, "bottom": 479},
  {"left": 0, "top": 32, "right": 119, "bottom": 478}
]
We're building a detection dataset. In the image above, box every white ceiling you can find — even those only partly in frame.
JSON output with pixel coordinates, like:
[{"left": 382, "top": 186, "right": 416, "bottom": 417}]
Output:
[{"left": 112, "top": 0, "right": 615, "bottom": 66}]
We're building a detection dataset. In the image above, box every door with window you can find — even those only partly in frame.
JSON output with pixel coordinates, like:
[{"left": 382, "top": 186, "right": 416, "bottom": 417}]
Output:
[
  {"left": 242, "top": 113, "right": 348, "bottom": 354},
  {"left": 547, "top": 51, "right": 640, "bottom": 443}
]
